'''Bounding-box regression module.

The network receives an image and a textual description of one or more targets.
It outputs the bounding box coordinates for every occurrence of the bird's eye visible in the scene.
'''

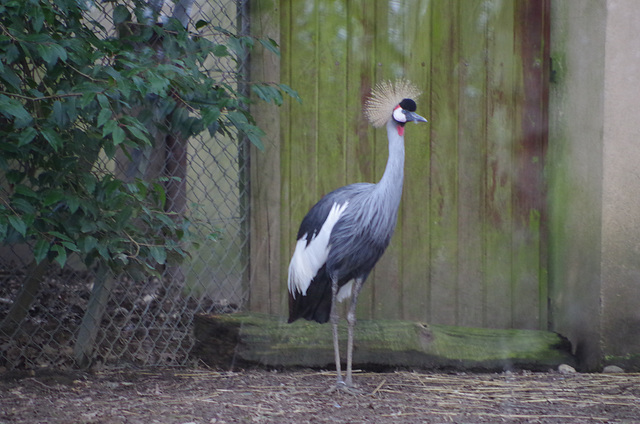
[393,107,406,123]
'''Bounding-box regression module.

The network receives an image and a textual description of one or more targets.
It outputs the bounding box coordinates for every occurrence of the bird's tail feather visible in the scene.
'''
[288,269,332,324]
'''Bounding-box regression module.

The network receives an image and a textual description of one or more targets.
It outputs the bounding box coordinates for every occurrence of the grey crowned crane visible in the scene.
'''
[287,79,428,392]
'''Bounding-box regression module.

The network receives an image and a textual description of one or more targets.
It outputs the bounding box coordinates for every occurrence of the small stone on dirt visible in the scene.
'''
[558,364,576,374]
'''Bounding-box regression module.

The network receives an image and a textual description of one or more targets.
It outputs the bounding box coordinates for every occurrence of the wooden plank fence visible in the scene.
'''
[249,0,549,330]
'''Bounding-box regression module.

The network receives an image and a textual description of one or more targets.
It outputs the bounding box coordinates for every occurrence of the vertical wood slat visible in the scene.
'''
[316,1,348,198]
[347,0,377,319]
[281,0,320,317]
[286,0,319,216]
[484,0,516,328]
[400,0,432,321]
[538,0,550,330]
[456,0,487,327]
[251,0,549,330]
[315,1,350,320]
[248,0,282,314]
[511,0,549,329]
[428,0,459,325]
[277,0,293,317]
[369,1,402,320]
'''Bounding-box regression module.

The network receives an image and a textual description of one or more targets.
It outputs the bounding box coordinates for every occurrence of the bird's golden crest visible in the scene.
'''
[364,79,422,128]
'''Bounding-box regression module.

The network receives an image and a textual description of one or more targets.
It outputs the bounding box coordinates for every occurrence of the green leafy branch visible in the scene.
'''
[0,0,298,275]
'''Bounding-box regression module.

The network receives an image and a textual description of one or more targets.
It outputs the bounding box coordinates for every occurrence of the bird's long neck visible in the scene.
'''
[375,120,405,210]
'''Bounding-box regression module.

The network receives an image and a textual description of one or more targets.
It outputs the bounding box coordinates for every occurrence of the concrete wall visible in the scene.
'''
[600,0,640,364]
[549,0,640,370]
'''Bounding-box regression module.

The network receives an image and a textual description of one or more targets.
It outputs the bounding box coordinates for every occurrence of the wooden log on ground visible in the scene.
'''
[192,313,575,372]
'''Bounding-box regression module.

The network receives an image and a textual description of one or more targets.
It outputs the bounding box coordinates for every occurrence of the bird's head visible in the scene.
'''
[364,79,428,136]
[392,98,428,136]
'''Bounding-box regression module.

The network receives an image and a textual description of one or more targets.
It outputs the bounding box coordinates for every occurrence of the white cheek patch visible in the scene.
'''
[288,201,349,298]
[393,107,406,123]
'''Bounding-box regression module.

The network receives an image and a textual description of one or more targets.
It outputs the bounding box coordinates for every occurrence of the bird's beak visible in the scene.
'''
[404,111,428,123]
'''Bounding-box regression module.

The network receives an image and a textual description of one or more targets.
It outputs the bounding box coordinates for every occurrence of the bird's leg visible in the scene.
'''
[345,279,364,389]
[330,276,344,388]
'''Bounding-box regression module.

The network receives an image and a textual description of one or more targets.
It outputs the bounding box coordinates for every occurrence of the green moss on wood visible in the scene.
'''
[193,313,575,372]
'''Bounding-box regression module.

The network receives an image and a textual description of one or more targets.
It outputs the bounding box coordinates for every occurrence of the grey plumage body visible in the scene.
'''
[288,121,404,323]
[287,82,427,392]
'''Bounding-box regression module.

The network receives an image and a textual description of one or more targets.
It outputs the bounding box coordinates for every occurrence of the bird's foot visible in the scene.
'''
[324,381,362,395]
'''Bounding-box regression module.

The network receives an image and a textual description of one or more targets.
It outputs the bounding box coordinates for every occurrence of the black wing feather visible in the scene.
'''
[288,184,373,323]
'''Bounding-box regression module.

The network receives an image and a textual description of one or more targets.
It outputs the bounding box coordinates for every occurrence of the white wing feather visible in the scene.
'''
[288,201,349,298]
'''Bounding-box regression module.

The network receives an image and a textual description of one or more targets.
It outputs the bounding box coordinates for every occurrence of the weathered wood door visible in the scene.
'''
[250,0,549,330]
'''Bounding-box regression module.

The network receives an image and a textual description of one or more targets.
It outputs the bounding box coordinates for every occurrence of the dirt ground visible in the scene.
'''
[1,368,639,424]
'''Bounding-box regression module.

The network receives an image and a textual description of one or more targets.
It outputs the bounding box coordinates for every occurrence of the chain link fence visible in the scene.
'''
[0,0,253,370]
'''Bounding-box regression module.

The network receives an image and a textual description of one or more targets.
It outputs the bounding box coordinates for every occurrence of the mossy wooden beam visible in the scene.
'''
[192,313,575,372]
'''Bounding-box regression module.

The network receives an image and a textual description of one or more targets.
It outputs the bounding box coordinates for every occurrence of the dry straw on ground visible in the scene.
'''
[2,368,639,423]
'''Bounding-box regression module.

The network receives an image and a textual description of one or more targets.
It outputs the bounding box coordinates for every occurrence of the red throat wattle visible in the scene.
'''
[397,125,405,136]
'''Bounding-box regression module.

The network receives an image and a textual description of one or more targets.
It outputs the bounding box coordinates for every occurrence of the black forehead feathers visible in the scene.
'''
[399,98,417,112]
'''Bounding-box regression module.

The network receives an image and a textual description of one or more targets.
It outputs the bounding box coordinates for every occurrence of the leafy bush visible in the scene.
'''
[0,0,294,275]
